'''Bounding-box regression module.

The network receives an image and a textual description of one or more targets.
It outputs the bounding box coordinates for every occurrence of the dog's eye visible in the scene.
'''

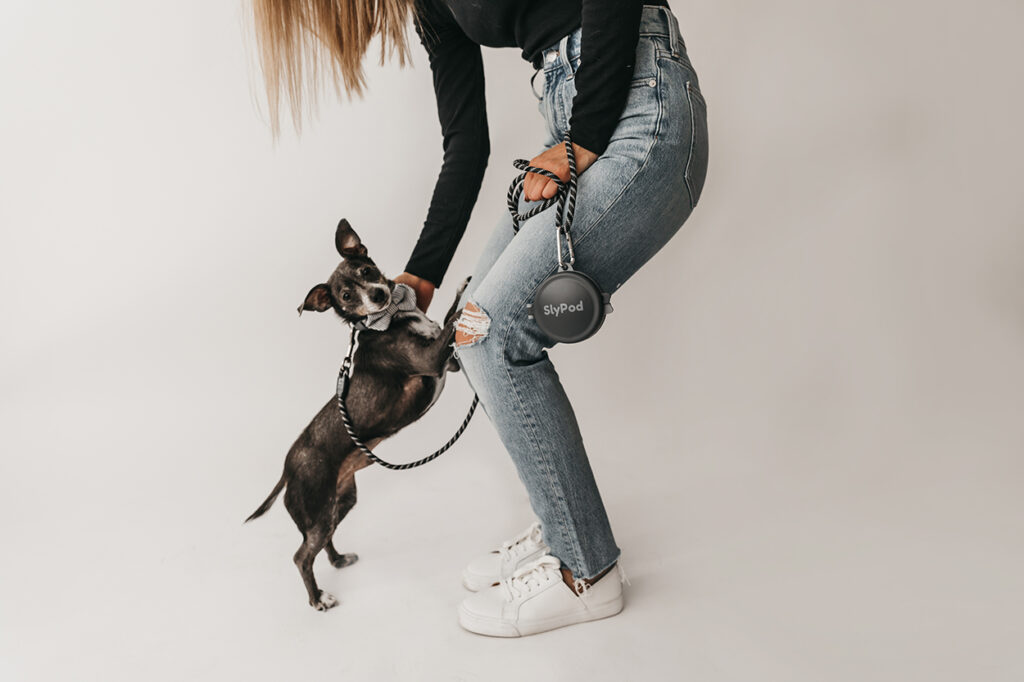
[360,267,373,278]
[341,292,352,301]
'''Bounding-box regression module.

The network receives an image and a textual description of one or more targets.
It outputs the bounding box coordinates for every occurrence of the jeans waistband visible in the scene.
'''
[537,5,682,75]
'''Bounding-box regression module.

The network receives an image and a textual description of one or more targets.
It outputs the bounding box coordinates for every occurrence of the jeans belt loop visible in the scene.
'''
[557,33,573,79]
[664,7,683,56]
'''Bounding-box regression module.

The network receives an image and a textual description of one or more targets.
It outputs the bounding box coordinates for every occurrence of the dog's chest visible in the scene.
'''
[402,374,446,417]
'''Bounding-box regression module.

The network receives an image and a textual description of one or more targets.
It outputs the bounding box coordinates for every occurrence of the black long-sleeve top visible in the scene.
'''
[404,0,669,287]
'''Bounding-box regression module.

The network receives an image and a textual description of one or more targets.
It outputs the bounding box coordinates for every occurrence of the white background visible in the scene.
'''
[2,1,1023,680]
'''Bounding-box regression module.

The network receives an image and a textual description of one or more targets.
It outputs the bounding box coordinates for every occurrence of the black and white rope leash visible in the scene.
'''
[507,130,579,270]
[335,324,479,471]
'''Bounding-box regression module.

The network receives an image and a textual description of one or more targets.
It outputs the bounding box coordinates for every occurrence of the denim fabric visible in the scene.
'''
[454,4,708,580]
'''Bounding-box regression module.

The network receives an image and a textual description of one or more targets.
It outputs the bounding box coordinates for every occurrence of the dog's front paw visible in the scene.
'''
[330,552,359,569]
[456,276,471,299]
[444,276,473,326]
[409,316,442,340]
[312,590,339,611]
[445,355,462,373]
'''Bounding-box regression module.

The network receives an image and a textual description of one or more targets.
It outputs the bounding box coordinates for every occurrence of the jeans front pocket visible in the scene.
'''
[683,80,709,208]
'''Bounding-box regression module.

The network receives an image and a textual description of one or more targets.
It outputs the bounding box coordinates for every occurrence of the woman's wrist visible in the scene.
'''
[394,271,435,312]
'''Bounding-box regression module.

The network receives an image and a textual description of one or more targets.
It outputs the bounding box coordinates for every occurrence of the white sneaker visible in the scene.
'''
[457,554,626,637]
[462,521,551,592]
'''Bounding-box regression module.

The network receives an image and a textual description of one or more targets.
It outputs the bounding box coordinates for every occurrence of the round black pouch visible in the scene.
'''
[527,269,612,344]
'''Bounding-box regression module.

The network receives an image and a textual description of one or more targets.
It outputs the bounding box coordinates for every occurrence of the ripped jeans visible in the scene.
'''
[454,5,708,580]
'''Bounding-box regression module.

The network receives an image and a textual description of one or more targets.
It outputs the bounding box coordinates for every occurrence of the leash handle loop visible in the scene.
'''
[506,131,579,270]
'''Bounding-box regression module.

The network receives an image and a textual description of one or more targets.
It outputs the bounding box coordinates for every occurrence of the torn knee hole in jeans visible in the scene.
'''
[455,300,490,349]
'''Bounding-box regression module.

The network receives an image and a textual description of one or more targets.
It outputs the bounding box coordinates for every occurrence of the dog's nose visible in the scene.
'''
[370,288,388,305]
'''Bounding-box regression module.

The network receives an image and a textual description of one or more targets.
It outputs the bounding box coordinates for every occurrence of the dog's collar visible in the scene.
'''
[352,283,417,332]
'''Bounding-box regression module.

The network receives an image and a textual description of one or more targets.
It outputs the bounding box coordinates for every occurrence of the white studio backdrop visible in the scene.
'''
[1,1,1023,681]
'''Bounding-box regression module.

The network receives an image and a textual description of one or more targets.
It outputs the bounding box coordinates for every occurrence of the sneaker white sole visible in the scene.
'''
[457,594,624,637]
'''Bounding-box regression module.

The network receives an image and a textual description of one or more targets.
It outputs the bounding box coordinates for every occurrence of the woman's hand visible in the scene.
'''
[523,142,599,202]
[394,271,435,312]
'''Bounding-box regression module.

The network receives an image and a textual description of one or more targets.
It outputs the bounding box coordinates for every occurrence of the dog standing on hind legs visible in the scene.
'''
[246,219,468,611]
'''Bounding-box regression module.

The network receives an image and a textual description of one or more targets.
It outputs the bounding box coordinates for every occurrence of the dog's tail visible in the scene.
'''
[245,473,286,523]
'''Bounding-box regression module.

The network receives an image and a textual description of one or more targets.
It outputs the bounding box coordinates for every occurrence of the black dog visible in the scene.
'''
[246,219,467,611]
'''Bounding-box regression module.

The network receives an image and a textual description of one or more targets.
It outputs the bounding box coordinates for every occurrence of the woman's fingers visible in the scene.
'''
[541,179,559,199]
[524,172,542,201]
[522,142,600,200]
[527,168,553,201]
[524,171,562,201]
[523,143,571,201]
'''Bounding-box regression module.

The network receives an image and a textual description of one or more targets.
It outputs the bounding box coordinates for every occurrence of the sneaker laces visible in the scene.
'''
[501,554,562,601]
[497,521,544,561]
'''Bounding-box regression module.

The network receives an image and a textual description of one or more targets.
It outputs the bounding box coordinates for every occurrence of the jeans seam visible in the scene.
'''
[495,283,587,575]
[684,80,698,210]
[560,56,666,260]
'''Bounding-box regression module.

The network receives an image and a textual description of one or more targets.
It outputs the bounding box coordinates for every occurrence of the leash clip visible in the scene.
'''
[340,324,357,374]
[556,225,576,270]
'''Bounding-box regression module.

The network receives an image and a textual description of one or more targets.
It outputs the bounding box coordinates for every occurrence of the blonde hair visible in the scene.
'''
[253,0,414,133]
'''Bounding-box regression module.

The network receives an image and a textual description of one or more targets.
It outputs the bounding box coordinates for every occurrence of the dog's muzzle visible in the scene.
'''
[353,283,417,332]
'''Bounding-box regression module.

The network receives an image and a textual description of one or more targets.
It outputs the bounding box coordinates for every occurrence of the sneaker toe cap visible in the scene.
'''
[462,552,502,590]
[458,589,519,637]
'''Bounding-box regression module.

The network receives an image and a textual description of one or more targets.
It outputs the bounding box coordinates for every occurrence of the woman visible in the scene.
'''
[254,0,708,636]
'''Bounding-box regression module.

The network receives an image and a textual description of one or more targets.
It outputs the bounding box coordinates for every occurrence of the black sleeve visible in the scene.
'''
[404,0,490,288]
[567,0,646,156]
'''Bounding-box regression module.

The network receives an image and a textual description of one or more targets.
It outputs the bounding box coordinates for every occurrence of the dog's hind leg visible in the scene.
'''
[293,529,338,611]
[325,477,359,569]
[284,460,341,612]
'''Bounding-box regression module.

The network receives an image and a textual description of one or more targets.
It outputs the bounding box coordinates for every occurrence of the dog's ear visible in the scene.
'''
[298,283,332,315]
[335,218,367,258]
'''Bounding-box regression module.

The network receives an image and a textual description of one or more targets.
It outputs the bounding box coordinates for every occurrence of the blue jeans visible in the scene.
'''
[454,5,708,580]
